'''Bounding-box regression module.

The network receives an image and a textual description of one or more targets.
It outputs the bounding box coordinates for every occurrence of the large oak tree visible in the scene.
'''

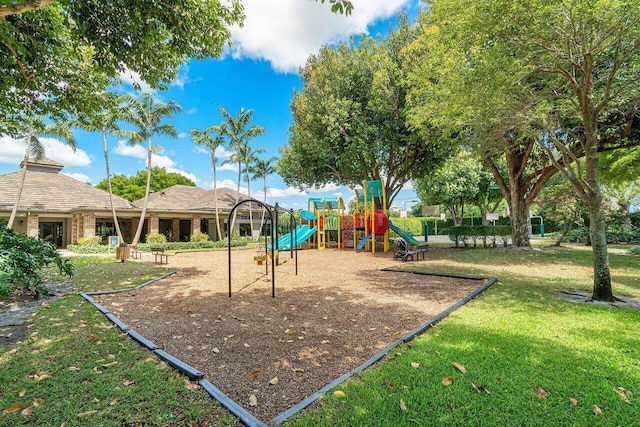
[280,17,447,207]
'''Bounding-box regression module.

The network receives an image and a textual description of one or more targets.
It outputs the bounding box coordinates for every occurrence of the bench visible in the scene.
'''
[129,245,142,260]
[151,247,170,264]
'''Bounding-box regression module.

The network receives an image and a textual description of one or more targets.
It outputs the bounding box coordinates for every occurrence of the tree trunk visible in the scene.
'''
[211,153,222,240]
[131,139,153,246]
[588,200,614,301]
[246,169,255,240]
[103,130,124,242]
[7,133,32,230]
[553,221,573,246]
[508,193,530,248]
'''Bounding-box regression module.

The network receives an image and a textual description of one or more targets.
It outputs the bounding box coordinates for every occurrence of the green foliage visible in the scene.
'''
[190,232,210,242]
[77,236,102,246]
[145,233,167,244]
[66,244,110,254]
[95,166,195,201]
[630,246,640,255]
[416,151,497,225]
[0,225,75,297]
[280,16,446,204]
[137,239,248,252]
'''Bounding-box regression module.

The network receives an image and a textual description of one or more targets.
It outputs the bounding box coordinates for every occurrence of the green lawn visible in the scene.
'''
[1,248,639,426]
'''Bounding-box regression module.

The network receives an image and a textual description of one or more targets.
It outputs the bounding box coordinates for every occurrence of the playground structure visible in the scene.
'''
[269,180,421,254]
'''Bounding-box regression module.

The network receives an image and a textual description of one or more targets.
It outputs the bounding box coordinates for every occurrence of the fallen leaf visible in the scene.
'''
[615,387,632,403]
[36,374,50,382]
[123,379,136,387]
[593,405,603,416]
[452,362,466,374]
[400,399,407,411]
[536,387,547,398]
[250,369,261,378]
[19,389,26,398]
[471,383,491,394]
[442,377,454,386]
[212,348,219,353]
[184,380,200,391]
[3,402,26,415]
[292,368,304,373]
[187,421,198,427]
[21,405,34,416]
[68,366,80,371]
[249,394,258,406]
[410,362,419,369]
[569,398,578,406]
[76,410,98,418]
[333,390,346,398]
[269,377,279,385]
[32,398,43,407]
[88,336,97,343]
[109,398,119,406]
[101,362,117,368]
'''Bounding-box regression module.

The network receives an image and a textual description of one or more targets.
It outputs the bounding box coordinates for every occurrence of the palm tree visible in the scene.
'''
[117,93,182,246]
[190,128,224,240]
[75,95,127,242]
[250,156,278,233]
[7,114,76,230]
[251,156,278,205]
[210,107,264,236]
[240,145,265,239]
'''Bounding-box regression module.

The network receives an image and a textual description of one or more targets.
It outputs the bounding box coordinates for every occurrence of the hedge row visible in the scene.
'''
[136,239,248,251]
[448,225,512,248]
[67,244,110,254]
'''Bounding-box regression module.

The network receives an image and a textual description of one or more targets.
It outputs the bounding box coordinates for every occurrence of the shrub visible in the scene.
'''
[630,246,640,255]
[137,238,248,252]
[145,233,167,244]
[67,244,110,254]
[190,232,210,242]
[77,236,102,246]
[0,225,75,297]
[448,225,512,248]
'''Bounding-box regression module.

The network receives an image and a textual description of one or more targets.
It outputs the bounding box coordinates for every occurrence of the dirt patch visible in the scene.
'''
[555,289,640,310]
[93,248,485,422]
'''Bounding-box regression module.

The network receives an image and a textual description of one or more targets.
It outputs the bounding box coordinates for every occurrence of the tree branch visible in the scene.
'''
[0,0,57,17]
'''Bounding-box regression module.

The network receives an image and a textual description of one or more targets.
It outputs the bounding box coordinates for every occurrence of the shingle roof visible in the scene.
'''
[133,185,255,212]
[132,185,208,210]
[0,169,135,212]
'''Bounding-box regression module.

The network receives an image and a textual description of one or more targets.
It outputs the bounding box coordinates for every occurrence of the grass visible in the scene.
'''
[288,246,640,426]
[1,257,235,426]
[1,247,639,426]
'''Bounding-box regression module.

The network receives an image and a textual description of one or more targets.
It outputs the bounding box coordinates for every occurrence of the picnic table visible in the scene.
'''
[151,247,170,264]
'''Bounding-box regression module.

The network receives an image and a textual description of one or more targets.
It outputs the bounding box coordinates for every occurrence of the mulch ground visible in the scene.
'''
[93,248,485,422]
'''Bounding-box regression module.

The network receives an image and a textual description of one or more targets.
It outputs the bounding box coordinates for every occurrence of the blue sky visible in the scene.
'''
[0,0,422,211]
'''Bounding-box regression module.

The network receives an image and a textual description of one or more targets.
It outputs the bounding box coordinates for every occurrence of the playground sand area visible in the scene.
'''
[93,248,484,421]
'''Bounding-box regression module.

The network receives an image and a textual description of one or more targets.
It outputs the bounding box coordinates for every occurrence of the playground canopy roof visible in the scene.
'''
[307,197,345,212]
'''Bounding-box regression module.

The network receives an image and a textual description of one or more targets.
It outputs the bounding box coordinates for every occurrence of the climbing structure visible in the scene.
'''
[354,180,390,253]
[306,197,345,249]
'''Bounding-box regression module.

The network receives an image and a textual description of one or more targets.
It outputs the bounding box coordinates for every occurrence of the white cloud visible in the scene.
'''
[167,167,199,184]
[256,186,307,199]
[118,68,154,94]
[218,162,240,172]
[177,132,188,139]
[114,140,147,159]
[212,179,248,195]
[186,107,198,115]
[306,183,344,194]
[62,172,92,183]
[170,64,191,89]
[228,0,413,73]
[0,135,91,167]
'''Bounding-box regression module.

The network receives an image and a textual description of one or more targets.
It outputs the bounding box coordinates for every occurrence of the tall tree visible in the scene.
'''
[251,156,279,205]
[7,114,75,229]
[211,107,265,235]
[116,94,182,245]
[95,167,196,201]
[415,151,485,226]
[279,16,446,207]
[75,94,127,242]
[190,128,225,240]
[240,145,265,239]
[407,0,640,301]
